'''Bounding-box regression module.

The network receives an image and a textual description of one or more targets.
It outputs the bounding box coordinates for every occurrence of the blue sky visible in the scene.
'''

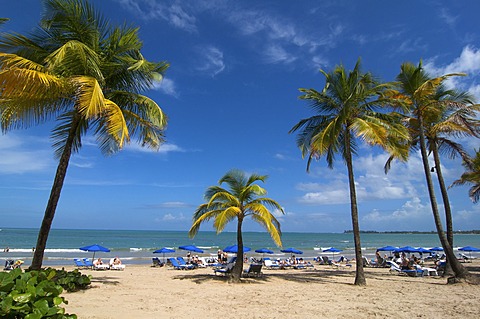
[1,0,479,233]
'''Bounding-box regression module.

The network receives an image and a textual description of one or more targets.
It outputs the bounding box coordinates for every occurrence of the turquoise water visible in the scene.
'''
[1,228,479,267]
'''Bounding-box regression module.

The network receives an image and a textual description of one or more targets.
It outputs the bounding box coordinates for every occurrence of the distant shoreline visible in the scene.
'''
[344,230,480,234]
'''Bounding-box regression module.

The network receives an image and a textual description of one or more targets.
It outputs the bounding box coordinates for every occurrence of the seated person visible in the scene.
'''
[93,258,103,266]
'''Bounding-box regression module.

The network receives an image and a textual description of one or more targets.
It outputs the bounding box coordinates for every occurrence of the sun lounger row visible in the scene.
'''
[74,258,125,270]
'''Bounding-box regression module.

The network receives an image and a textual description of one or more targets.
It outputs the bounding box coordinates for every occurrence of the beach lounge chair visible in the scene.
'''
[263,258,280,269]
[83,258,94,268]
[177,256,197,269]
[3,259,14,271]
[214,262,235,276]
[152,257,164,267]
[74,258,88,269]
[243,263,263,277]
[109,258,126,270]
[169,257,194,270]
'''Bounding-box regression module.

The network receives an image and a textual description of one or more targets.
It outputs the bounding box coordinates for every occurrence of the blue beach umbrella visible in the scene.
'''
[323,247,343,259]
[223,244,251,253]
[281,247,303,255]
[153,247,175,263]
[459,246,480,259]
[376,245,398,252]
[79,244,110,260]
[394,246,419,254]
[430,246,444,251]
[178,245,204,254]
[416,247,432,254]
[255,248,274,254]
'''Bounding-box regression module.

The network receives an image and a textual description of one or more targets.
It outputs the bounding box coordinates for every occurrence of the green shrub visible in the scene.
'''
[0,268,78,318]
[45,268,91,292]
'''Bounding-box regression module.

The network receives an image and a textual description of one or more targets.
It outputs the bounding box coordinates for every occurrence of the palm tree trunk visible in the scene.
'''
[30,114,80,270]
[417,116,469,280]
[231,217,244,282]
[345,130,366,286]
[431,143,454,276]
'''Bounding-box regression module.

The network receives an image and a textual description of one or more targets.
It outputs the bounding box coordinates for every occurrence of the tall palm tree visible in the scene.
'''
[189,169,284,282]
[393,62,472,281]
[385,86,480,275]
[290,59,410,286]
[451,149,480,203]
[0,0,169,269]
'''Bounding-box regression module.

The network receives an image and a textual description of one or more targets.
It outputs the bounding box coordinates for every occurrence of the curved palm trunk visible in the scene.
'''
[30,114,80,270]
[345,131,366,286]
[231,217,244,282]
[431,143,454,276]
[418,116,469,280]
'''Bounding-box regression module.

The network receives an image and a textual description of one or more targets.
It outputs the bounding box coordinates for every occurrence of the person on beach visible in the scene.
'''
[94,258,103,266]
[217,249,222,263]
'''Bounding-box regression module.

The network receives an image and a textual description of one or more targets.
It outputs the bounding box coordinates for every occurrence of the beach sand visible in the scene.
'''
[63,261,480,319]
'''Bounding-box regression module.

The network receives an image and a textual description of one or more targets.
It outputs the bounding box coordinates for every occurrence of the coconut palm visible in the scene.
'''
[0,0,169,269]
[290,59,410,286]
[189,169,284,282]
[386,87,480,259]
[451,149,480,203]
[393,62,472,281]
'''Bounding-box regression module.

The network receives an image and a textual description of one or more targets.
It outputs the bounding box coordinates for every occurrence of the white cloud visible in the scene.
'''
[124,142,184,154]
[424,45,480,99]
[0,134,52,174]
[438,8,458,28]
[115,0,197,32]
[153,78,179,97]
[196,45,225,77]
[263,44,297,64]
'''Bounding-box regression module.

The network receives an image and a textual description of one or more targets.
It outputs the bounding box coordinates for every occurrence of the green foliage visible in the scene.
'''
[0,268,85,318]
[44,268,91,292]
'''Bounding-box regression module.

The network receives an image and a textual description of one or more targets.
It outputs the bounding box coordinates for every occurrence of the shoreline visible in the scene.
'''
[60,260,480,318]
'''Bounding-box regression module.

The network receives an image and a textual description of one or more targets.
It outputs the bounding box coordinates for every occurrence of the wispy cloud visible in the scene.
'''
[195,45,225,77]
[0,134,52,174]
[115,0,197,32]
[263,44,296,64]
[124,142,184,154]
[438,7,458,28]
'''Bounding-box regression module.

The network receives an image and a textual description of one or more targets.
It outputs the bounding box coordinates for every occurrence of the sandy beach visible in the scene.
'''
[62,260,480,319]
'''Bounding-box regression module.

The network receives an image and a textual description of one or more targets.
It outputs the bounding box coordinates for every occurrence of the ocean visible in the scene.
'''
[1,228,479,267]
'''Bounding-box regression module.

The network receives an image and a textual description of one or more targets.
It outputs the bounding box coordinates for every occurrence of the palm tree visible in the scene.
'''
[385,86,480,275]
[189,169,284,282]
[290,59,410,286]
[0,0,169,269]
[451,149,480,203]
[393,62,472,281]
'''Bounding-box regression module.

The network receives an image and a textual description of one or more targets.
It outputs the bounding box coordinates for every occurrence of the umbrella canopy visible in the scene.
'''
[376,245,398,252]
[429,246,444,251]
[153,247,175,263]
[322,247,343,259]
[416,247,432,254]
[178,245,204,253]
[459,246,480,260]
[280,247,303,255]
[459,246,480,252]
[255,248,274,254]
[79,244,110,260]
[223,244,251,253]
[393,246,419,253]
